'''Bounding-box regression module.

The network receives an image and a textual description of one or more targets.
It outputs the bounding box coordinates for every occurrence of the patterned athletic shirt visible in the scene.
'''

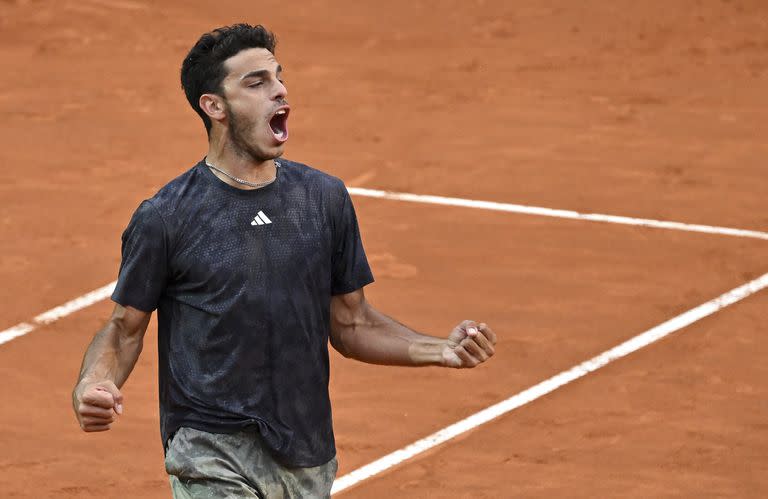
[111,158,374,467]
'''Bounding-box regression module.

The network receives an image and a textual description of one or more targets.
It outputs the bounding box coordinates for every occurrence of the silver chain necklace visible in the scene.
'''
[205,160,280,189]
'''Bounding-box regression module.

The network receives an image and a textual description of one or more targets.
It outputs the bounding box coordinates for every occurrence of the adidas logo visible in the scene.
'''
[251,211,273,226]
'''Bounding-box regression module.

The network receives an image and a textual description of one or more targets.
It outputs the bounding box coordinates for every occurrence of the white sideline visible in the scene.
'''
[0,281,116,346]
[330,271,768,494]
[347,187,768,241]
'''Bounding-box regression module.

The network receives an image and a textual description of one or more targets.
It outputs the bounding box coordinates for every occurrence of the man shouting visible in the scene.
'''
[72,23,496,498]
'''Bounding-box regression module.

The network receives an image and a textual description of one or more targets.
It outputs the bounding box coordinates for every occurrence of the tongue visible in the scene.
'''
[270,114,287,138]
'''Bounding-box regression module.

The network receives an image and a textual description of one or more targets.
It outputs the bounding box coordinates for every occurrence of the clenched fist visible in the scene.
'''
[442,320,497,368]
[72,380,124,432]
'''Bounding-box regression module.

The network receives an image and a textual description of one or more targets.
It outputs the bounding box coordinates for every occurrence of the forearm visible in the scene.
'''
[334,307,447,366]
[75,320,143,389]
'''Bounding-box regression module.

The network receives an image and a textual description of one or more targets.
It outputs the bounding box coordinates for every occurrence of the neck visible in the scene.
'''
[206,130,277,189]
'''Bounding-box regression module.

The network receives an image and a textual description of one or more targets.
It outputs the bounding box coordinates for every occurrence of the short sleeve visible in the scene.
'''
[331,186,374,295]
[111,200,169,312]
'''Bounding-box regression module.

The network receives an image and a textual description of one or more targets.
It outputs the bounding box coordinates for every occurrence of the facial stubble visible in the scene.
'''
[225,100,280,163]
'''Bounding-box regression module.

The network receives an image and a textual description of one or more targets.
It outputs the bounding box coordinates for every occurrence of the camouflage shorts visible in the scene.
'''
[164,426,337,498]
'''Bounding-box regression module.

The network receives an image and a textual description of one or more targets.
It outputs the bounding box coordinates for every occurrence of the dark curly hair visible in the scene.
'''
[181,24,277,134]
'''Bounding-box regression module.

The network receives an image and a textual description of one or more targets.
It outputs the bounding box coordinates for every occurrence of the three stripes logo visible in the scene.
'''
[251,211,273,226]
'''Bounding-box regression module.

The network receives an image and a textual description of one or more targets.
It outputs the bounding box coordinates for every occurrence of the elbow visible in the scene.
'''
[330,327,355,359]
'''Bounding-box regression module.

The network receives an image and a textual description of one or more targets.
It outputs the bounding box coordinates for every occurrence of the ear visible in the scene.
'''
[199,93,226,123]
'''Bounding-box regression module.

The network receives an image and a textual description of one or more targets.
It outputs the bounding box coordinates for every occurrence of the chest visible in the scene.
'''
[170,193,333,285]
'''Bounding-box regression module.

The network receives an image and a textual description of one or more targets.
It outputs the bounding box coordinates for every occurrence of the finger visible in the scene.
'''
[461,338,489,362]
[79,408,116,421]
[81,389,117,410]
[82,423,112,433]
[81,415,116,426]
[467,329,495,357]
[463,320,479,338]
[96,383,124,415]
[454,345,479,368]
[78,405,116,419]
[478,323,497,345]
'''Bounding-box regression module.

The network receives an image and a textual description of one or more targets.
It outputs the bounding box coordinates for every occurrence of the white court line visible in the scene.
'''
[1,190,767,346]
[0,190,766,491]
[330,271,768,495]
[0,281,116,346]
[348,187,768,241]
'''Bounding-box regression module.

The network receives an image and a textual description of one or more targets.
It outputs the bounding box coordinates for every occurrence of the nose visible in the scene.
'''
[273,79,287,101]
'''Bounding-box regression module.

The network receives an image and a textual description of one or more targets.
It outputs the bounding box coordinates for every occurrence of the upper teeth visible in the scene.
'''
[275,110,286,115]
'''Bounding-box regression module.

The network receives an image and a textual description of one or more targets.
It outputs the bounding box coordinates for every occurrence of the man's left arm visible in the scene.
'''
[329,288,496,368]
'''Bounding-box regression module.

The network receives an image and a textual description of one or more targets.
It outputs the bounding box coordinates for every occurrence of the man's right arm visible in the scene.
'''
[71,303,151,432]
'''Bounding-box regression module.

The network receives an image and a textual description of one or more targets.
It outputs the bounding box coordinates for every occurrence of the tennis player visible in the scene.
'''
[72,23,496,498]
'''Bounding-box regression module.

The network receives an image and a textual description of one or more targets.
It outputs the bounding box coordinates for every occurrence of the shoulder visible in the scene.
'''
[279,159,351,216]
[124,163,204,237]
[146,163,203,213]
[121,198,167,243]
[130,162,213,231]
[279,159,347,194]
[280,160,366,235]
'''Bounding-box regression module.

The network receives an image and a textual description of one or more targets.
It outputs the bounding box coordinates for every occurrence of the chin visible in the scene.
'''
[263,144,285,160]
[241,138,285,163]
[254,131,287,160]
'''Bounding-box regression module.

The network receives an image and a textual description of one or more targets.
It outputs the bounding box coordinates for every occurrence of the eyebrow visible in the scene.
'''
[240,65,282,81]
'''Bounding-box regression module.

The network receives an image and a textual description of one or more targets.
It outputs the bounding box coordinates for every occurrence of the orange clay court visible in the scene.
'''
[1,1,767,497]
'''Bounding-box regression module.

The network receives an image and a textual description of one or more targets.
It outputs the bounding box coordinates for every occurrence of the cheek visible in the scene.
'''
[230,104,264,132]
[236,114,263,136]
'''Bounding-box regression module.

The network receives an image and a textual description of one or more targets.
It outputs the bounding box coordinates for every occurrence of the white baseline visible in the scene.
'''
[330,271,768,494]
[348,187,768,241]
[1,189,767,344]
[4,189,762,347]
[0,187,768,345]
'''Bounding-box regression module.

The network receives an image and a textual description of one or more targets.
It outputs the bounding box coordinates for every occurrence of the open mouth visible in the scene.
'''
[268,107,290,143]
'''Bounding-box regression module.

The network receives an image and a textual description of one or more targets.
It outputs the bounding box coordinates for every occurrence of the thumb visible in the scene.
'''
[97,381,124,415]
[463,321,479,338]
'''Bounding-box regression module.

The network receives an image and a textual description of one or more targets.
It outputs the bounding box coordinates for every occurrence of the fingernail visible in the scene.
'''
[468,327,477,336]
[115,403,123,415]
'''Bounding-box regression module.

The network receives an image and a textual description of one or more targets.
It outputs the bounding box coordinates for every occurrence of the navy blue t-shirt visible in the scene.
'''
[111,159,374,467]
